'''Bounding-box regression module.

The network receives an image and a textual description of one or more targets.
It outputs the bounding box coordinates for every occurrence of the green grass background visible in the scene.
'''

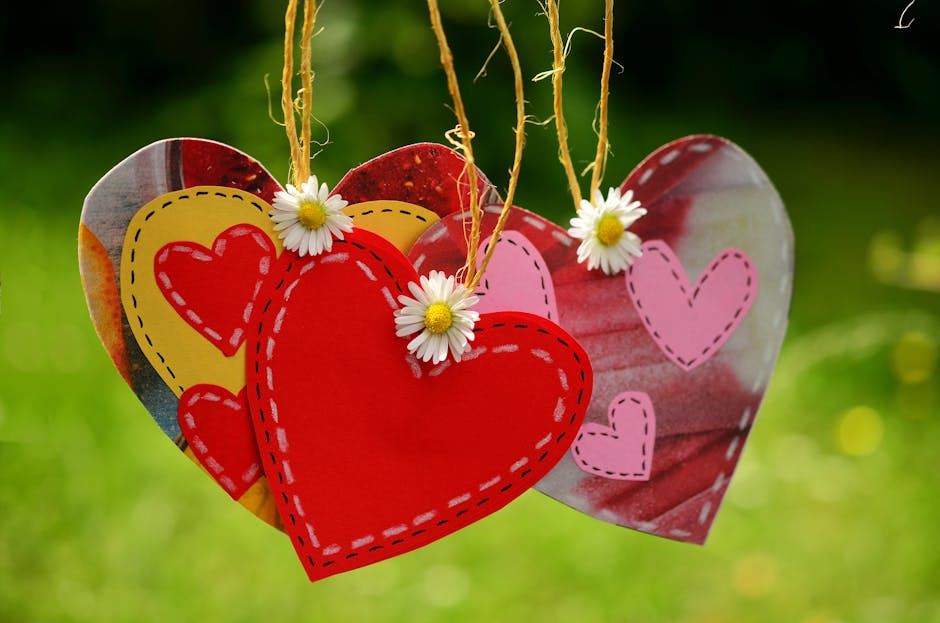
[2,1,939,621]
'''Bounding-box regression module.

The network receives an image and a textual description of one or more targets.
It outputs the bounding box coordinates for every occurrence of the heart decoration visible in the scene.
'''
[247,229,590,581]
[81,137,594,582]
[469,230,560,322]
[80,138,497,528]
[572,391,655,480]
[178,385,261,500]
[410,135,794,543]
[155,224,278,357]
[626,241,758,372]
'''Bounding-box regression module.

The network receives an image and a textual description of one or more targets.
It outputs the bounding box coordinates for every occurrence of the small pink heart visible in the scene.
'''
[474,230,558,321]
[572,392,655,481]
[627,242,757,372]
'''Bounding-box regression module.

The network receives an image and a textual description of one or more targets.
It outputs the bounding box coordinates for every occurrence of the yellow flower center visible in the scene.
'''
[424,303,454,334]
[596,214,625,247]
[298,201,328,229]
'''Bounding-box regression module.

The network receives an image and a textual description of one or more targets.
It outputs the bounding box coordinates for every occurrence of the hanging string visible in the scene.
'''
[281,0,318,186]
[543,0,582,211]
[426,0,527,292]
[427,0,482,287]
[471,0,526,291]
[589,0,614,200]
[299,0,318,180]
[543,0,614,208]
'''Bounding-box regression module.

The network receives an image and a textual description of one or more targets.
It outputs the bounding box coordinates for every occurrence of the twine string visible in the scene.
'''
[470,0,526,292]
[544,0,582,211]
[543,0,615,208]
[427,0,482,287]
[299,0,318,181]
[427,0,526,292]
[282,0,318,186]
[589,0,614,201]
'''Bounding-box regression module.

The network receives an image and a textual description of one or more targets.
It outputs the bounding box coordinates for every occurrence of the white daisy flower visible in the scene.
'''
[395,271,480,364]
[568,187,647,275]
[270,175,353,257]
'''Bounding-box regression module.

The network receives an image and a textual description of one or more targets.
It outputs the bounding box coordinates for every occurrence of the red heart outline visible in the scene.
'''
[247,229,591,581]
[155,224,276,357]
[177,385,262,499]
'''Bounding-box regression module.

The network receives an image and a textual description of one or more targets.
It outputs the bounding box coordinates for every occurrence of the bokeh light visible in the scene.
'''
[891,331,937,385]
[835,406,884,457]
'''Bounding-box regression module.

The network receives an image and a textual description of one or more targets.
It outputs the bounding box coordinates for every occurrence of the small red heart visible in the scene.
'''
[155,224,276,356]
[247,230,591,581]
[177,385,262,499]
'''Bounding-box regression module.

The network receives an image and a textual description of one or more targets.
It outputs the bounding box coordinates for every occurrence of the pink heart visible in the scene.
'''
[475,231,654,481]
[474,230,558,321]
[627,242,757,372]
[410,135,794,543]
[572,392,655,480]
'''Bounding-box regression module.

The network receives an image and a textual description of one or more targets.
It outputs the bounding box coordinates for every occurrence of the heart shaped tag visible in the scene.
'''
[80,139,494,528]
[247,229,590,581]
[410,135,794,543]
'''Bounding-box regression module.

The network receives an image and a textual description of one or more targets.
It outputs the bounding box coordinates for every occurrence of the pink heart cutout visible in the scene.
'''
[572,392,655,480]
[474,230,559,321]
[627,242,757,371]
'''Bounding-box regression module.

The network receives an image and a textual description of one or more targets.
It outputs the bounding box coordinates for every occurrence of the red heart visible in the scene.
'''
[246,229,591,581]
[177,385,262,499]
[155,224,276,356]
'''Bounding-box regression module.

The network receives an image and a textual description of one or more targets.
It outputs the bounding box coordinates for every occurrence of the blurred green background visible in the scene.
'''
[2,1,939,621]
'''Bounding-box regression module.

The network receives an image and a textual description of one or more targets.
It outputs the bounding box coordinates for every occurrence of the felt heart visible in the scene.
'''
[155,224,277,357]
[572,392,655,480]
[80,139,494,528]
[410,135,794,543]
[627,242,757,372]
[246,229,591,581]
[177,385,261,499]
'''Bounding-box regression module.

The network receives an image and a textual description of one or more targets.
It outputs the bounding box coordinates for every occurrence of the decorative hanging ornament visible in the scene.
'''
[79,0,597,582]
[407,0,794,543]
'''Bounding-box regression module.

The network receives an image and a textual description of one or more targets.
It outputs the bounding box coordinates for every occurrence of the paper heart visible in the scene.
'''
[572,392,655,480]
[155,224,276,357]
[472,230,559,322]
[627,242,757,371]
[177,385,261,499]
[334,143,500,217]
[247,229,591,581]
[410,135,794,543]
[80,139,493,528]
